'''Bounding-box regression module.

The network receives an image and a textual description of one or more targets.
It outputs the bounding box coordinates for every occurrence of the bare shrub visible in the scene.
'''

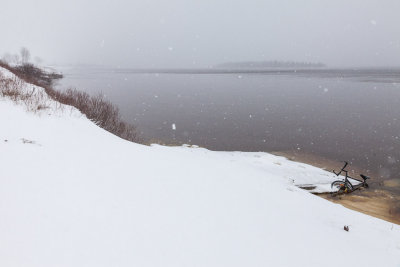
[56,89,138,142]
[0,60,139,143]
[13,63,63,88]
[0,76,24,101]
[0,75,49,113]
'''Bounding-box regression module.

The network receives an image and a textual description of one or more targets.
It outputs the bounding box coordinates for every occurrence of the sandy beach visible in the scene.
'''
[274,150,400,225]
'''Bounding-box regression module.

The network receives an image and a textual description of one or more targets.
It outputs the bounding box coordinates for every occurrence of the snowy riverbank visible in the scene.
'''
[1,66,400,266]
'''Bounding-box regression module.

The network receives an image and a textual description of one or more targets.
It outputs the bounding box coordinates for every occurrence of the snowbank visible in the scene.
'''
[1,67,399,267]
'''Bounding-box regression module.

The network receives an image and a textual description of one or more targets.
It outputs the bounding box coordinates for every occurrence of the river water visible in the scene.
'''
[57,67,400,184]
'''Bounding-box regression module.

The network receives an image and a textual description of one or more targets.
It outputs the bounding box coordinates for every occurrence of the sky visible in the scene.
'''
[1,0,399,68]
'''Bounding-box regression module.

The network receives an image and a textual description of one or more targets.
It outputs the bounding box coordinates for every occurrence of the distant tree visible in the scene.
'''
[34,56,43,65]
[1,53,20,65]
[1,53,13,63]
[20,47,30,64]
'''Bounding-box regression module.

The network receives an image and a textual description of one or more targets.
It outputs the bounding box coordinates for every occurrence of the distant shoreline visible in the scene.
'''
[55,65,400,75]
[216,60,326,69]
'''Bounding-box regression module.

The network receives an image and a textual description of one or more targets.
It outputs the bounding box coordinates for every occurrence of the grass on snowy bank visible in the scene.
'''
[0,61,139,143]
[0,71,52,113]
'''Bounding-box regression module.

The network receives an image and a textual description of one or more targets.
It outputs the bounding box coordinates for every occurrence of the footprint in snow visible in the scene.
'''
[21,138,41,146]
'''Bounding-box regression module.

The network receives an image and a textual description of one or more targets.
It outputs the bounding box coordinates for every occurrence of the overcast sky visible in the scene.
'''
[1,0,399,68]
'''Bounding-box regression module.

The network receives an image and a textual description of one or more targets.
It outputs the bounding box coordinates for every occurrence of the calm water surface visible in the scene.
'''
[58,67,400,184]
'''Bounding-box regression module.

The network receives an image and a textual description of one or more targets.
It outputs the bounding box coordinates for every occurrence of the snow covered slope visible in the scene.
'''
[1,67,400,267]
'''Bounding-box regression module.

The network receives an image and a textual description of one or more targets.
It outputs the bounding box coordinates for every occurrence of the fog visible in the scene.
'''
[1,0,399,68]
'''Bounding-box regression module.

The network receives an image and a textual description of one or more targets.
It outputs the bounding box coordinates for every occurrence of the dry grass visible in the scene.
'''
[0,73,49,113]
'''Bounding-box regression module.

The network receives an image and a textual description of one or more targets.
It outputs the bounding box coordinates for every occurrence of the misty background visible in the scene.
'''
[1,0,400,68]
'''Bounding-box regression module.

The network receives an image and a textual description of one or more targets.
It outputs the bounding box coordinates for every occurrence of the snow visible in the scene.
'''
[1,67,400,266]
